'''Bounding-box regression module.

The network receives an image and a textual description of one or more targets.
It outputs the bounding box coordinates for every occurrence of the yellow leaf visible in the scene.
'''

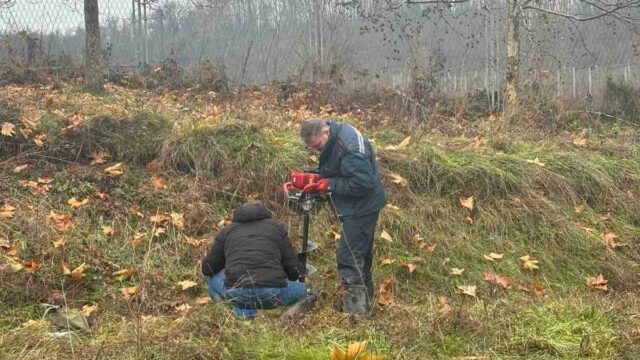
[22,259,41,273]
[519,255,539,271]
[573,138,587,147]
[33,134,46,147]
[174,303,192,313]
[132,231,146,245]
[176,280,198,291]
[0,204,16,219]
[120,286,139,297]
[418,242,437,252]
[8,257,24,271]
[150,176,168,190]
[405,262,417,273]
[104,163,124,177]
[20,109,41,129]
[459,196,474,211]
[128,206,144,218]
[4,242,20,257]
[1,122,15,136]
[19,127,32,139]
[601,232,625,248]
[102,225,115,236]
[61,260,71,275]
[196,297,212,305]
[483,253,504,261]
[90,151,111,165]
[52,237,66,248]
[346,341,367,359]
[146,159,161,172]
[585,274,608,291]
[385,204,400,211]
[574,203,587,213]
[469,137,484,149]
[377,276,395,307]
[329,347,346,360]
[70,263,87,282]
[380,230,393,242]
[384,136,411,150]
[450,268,465,275]
[153,227,166,237]
[483,271,512,289]
[380,258,394,265]
[47,211,74,230]
[68,197,89,208]
[170,212,185,230]
[13,164,30,173]
[389,172,408,186]
[150,213,171,224]
[456,285,477,297]
[112,267,137,281]
[81,304,98,317]
[527,158,546,167]
[183,235,205,247]
[95,190,109,200]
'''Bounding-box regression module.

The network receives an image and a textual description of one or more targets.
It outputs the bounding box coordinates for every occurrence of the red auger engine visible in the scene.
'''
[282,171,320,196]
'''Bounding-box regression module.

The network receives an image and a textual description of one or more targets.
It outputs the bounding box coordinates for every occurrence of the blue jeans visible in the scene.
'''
[207,271,306,309]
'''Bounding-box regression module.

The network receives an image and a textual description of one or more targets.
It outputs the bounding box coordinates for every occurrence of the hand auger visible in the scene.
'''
[282,171,327,282]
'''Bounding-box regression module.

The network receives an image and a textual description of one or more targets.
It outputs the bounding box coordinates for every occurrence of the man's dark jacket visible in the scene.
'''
[318,119,387,218]
[201,203,300,288]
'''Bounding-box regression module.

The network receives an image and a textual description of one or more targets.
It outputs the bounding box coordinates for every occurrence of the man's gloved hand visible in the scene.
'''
[302,178,330,193]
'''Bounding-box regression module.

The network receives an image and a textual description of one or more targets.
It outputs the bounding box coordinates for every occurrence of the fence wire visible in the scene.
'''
[0,0,639,101]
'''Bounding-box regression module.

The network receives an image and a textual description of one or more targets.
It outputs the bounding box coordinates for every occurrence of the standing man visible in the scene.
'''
[299,118,387,316]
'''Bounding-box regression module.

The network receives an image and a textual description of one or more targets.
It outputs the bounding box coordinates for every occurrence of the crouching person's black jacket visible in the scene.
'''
[201,203,301,288]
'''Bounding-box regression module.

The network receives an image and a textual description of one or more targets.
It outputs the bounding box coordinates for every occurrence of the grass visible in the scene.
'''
[0,83,639,359]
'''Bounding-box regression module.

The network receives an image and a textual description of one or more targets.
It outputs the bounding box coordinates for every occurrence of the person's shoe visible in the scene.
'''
[342,285,367,316]
[233,306,257,319]
[280,288,318,319]
[210,295,224,304]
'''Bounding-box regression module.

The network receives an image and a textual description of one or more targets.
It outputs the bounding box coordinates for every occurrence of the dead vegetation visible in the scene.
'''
[0,80,639,359]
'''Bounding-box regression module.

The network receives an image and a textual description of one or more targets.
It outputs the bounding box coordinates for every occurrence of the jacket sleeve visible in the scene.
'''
[328,151,377,197]
[201,229,227,276]
[280,225,301,281]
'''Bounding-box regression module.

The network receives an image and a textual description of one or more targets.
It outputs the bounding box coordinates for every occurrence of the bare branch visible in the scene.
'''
[384,0,470,10]
[0,0,15,8]
[523,0,640,22]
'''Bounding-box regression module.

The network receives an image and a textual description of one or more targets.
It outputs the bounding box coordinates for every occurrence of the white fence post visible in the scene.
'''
[588,67,592,96]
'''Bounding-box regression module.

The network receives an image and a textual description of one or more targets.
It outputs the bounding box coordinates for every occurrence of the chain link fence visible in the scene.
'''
[1,0,639,101]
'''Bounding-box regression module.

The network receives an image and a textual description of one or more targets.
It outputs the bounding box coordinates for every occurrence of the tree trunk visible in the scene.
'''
[505,0,519,109]
[84,0,103,92]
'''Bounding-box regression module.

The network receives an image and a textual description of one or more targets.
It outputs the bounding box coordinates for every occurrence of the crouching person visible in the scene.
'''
[201,203,305,318]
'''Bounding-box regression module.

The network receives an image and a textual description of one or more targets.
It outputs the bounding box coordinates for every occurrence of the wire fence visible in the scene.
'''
[1,0,639,102]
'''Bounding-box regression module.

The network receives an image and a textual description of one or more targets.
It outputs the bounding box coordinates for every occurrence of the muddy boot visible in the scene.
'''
[365,283,375,311]
[342,285,367,316]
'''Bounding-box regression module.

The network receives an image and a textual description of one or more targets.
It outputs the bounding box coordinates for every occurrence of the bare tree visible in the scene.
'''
[84,0,103,92]
[503,0,640,108]
[360,0,640,109]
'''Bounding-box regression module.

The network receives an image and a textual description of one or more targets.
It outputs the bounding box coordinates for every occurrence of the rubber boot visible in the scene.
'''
[365,283,374,311]
[342,285,368,316]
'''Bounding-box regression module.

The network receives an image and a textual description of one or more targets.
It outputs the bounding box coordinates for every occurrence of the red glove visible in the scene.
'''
[302,178,330,193]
